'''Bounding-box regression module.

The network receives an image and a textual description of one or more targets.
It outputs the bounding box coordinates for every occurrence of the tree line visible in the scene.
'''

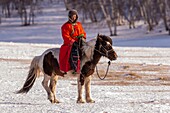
[64,0,170,35]
[0,0,170,35]
[0,0,45,26]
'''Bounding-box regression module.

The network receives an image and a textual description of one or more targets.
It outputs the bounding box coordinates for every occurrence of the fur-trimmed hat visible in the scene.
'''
[68,9,78,23]
[68,9,78,18]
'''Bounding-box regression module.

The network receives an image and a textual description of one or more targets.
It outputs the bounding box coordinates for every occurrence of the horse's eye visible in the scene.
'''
[103,41,107,46]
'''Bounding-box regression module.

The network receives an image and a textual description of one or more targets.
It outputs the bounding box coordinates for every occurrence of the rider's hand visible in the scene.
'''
[77,34,84,39]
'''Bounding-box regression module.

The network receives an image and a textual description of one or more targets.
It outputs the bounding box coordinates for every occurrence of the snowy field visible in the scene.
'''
[0,42,170,113]
[0,1,170,113]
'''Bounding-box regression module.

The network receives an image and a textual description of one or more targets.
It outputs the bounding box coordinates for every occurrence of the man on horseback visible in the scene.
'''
[59,9,86,73]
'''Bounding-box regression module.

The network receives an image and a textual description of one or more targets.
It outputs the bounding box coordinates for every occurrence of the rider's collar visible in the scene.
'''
[68,18,77,25]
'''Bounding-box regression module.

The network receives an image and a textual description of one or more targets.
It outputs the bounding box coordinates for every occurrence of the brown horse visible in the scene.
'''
[17,34,118,103]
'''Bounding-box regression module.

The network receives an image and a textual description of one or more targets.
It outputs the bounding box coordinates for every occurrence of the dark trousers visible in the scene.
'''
[70,42,80,72]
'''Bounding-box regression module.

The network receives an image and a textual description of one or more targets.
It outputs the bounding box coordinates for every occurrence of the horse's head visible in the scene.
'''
[96,34,118,61]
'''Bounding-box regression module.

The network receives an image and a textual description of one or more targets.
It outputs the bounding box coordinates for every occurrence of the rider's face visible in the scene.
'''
[71,14,77,21]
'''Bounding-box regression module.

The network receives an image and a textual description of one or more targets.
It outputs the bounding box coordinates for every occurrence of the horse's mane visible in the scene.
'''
[81,34,112,60]
[81,34,113,68]
[81,39,97,66]
[99,35,112,45]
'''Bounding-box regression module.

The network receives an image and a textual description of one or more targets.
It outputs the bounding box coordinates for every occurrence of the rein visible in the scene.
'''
[96,61,111,80]
[94,43,113,80]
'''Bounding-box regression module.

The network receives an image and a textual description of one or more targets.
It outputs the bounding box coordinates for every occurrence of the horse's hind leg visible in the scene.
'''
[42,74,54,103]
[85,76,95,103]
[49,75,59,103]
[77,74,85,103]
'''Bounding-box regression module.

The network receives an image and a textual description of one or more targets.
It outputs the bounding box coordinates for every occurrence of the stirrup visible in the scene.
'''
[72,71,77,74]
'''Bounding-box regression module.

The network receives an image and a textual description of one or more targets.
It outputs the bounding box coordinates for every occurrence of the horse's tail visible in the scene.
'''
[17,56,41,94]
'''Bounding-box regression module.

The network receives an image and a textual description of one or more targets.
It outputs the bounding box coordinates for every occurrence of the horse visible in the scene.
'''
[17,34,118,103]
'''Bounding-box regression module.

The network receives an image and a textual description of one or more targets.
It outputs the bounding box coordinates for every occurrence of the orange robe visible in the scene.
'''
[59,21,86,72]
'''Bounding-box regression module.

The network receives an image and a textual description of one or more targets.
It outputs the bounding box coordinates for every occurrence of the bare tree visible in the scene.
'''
[63,0,70,10]
[0,10,1,24]
[99,0,114,36]
[0,0,169,34]
[13,0,42,26]
[0,0,11,18]
[158,0,170,31]
[123,0,140,29]
[166,0,170,35]
[110,0,119,36]
[143,0,154,31]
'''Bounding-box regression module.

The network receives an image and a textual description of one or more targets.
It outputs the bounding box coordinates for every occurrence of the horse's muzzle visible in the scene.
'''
[109,50,118,61]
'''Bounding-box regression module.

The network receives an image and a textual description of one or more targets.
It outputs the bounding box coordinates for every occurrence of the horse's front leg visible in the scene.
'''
[85,76,95,103]
[77,74,85,103]
[49,75,59,103]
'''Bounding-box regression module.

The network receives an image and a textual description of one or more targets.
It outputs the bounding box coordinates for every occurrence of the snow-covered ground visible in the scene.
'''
[0,1,170,113]
[0,42,170,113]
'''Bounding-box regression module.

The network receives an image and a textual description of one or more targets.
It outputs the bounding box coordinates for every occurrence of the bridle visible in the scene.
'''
[95,43,114,58]
[79,38,115,81]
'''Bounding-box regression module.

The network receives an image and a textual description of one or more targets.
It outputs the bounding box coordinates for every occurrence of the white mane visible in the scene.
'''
[81,38,97,68]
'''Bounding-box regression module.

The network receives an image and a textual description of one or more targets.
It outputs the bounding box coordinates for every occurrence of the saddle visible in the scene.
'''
[70,42,81,73]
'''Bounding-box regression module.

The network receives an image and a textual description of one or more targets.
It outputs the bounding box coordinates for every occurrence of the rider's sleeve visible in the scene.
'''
[78,22,86,39]
[61,23,75,44]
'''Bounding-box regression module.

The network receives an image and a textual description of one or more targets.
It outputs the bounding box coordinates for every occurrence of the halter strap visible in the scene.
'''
[95,44,113,57]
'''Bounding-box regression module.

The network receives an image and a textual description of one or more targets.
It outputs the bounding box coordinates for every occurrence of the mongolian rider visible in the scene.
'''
[59,9,86,73]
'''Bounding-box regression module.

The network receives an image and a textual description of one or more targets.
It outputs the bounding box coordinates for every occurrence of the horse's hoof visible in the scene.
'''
[77,99,85,103]
[49,99,54,103]
[54,99,60,104]
[86,99,95,103]
[49,99,60,104]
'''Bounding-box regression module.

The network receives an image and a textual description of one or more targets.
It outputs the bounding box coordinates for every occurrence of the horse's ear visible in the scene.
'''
[97,34,103,42]
[97,33,100,38]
